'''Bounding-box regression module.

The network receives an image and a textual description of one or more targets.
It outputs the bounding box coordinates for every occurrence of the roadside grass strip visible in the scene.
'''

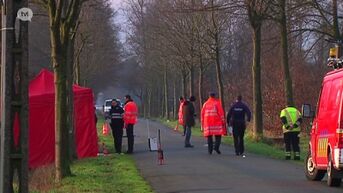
[29,117,153,193]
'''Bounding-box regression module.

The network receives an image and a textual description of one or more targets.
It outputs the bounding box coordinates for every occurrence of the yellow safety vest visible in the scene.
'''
[280,107,301,133]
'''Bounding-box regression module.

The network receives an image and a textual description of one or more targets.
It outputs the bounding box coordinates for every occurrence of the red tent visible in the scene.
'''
[29,69,98,168]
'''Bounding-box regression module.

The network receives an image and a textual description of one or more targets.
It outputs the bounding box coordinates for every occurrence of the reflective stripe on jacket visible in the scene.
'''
[110,105,124,128]
[280,107,301,133]
[201,98,227,137]
[124,101,138,125]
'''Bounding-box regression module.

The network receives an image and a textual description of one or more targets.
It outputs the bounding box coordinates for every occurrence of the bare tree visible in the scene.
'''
[36,0,84,182]
[244,0,271,140]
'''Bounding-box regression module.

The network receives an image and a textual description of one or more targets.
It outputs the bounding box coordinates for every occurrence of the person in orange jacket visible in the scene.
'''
[177,97,186,135]
[201,92,227,154]
[123,95,138,154]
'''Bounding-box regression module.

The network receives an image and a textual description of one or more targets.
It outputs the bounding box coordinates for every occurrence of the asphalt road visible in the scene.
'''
[128,119,343,193]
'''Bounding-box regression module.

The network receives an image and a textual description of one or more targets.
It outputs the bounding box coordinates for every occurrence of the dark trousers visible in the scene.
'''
[284,132,300,159]
[207,135,221,153]
[232,122,246,155]
[126,124,134,153]
[111,125,123,153]
[185,126,192,146]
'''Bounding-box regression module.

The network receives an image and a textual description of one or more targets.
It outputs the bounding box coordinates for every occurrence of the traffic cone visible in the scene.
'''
[102,122,109,136]
[174,123,179,131]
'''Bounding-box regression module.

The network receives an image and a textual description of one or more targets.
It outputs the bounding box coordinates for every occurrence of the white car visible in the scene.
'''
[103,99,123,119]
[103,99,112,119]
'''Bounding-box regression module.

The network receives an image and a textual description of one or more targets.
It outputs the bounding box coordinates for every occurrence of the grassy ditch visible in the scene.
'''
[29,117,153,193]
[161,119,309,162]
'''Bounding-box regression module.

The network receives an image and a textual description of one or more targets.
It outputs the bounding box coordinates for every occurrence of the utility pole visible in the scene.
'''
[0,0,29,192]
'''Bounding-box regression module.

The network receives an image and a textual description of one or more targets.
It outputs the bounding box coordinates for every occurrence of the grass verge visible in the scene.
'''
[29,116,153,193]
[161,119,308,163]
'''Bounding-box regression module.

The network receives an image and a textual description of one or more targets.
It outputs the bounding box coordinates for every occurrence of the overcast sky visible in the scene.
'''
[109,0,128,43]
[110,0,126,13]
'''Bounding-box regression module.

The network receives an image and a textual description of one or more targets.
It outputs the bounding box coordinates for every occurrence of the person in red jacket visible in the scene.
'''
[177,97,185,135]
[123,95,138,154]
[201,92,227,154]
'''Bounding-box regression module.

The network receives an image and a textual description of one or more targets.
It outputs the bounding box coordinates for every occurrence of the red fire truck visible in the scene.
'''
[304,40,343,187]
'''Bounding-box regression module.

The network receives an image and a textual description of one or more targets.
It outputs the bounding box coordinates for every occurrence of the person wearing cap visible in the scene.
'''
[227,95,251,157]
[280,105,302,160]
[183,96,196,148]
[123,95,138,154]
[201,92,227,154]
[109,99,124,154]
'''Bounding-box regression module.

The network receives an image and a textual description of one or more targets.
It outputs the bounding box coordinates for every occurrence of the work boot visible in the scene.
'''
[285,151,291,160]
[214,148,221,154]
[294,152,300,160]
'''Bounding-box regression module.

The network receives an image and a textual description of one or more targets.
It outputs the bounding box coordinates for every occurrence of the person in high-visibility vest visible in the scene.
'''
[280,106,302,160]
[201,92,227,154]
[177,97,185,135]
[123,95,138,154]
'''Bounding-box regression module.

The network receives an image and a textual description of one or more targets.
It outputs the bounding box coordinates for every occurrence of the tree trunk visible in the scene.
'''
[143,90,147,118]
[66,37,77,160]
[164,64,169,119]
[211,0,225,110]
[138,90,143,117]
[50,27,71,181]
[148,89,152,118]
[214,32,225,110]
[189,65,194,97]
[74,44,82,85]
[252,25,263,140]
[332,0,341,40]
[53,58,71,181]
[181,71,187,97]
[43,0,83,182]
[161,86,164,118]
[173,79,177,119]
[198,54,204,114]
[280,0,294,106]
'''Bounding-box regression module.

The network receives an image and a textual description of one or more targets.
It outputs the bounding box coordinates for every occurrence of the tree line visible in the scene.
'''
[123,0,342,140]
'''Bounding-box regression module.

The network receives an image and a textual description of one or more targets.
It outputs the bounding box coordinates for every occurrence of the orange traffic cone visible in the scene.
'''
[174,123,179,131]
[102,122,110,136]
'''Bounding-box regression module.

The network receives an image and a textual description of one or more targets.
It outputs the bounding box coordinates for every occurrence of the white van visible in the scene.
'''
[103,99,112,119]
[103,99,123,119]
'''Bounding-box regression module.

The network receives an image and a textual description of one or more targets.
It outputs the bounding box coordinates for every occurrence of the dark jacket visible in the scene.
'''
[227,101,251,126]
[109,105,124,129]
[182,100,195,127]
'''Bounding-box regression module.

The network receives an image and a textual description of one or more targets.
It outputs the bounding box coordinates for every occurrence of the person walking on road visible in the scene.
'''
[123,95,138,154]
[227,95,251,157]
[183,96,196,148]
[109,99,124,154]
[280,105,302,160]
[201,92,227,154]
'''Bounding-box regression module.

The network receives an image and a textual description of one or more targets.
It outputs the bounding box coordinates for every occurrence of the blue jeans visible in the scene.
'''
[185,126,192,146]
